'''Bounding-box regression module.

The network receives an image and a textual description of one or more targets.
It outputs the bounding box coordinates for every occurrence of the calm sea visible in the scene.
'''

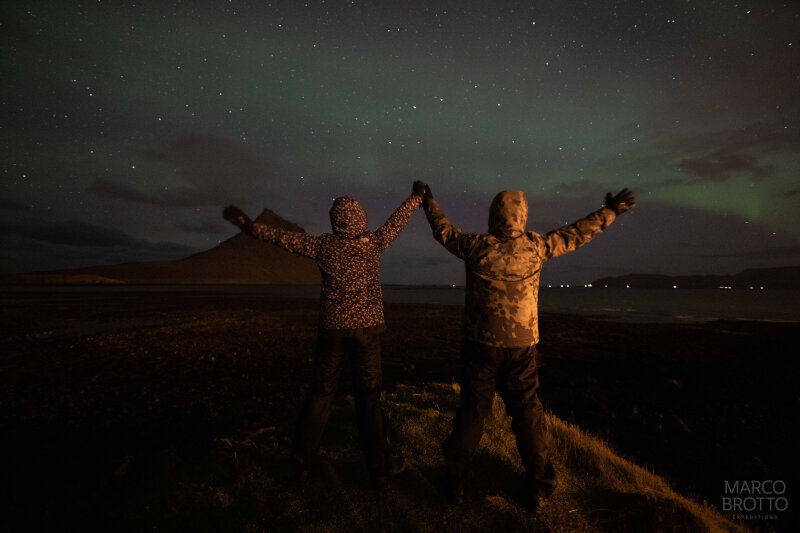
[388,286,800,323]
[3,285,798,324]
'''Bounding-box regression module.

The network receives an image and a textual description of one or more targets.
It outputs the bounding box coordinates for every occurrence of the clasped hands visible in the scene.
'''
[223,205,254,233]
[413,180,433,204]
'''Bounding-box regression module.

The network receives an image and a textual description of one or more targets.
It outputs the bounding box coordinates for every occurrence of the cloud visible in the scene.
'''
[420,256,455,266]
[90,135,275,207]
[0,220,197,274]
[648,177,691,188]
[90,180,162,205]
[178,220,229,234]
[10,220,139,247]
[527,217,566,231]
[638,120,800,157]
[777,188,800,199]
[703,245,800,260]
[0,198,32,211]
[676,240,730,250]
[677,152,775,182]
[628,120,796,190]
[549,179,606,197]
[0,220,194,254]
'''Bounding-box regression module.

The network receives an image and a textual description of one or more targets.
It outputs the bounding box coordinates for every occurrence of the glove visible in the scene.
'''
[413,181,434,208]
[423,183,434,208]
[604,188,635,215]
[415,180,433,200]
[223,205,254,233]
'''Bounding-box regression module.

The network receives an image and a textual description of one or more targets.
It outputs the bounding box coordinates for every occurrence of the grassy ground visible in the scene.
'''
[1,291,797,531]
[117,383,743,533]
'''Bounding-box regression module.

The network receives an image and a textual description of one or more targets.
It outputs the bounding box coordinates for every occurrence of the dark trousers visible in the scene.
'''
[442,341,554,489]
[293,329,388,475]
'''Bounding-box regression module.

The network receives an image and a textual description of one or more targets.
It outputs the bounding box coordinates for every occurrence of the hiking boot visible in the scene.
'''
[293,454,318,486]
[520,461,555,509]
[442,464,472,505]
[294,463,311,485]
[444,474,465,505]
[369,455,407,488]
[519,481,554,512]
[529,486,543,512]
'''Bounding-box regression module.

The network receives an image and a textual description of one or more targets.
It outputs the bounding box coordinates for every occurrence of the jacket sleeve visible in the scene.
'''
[251,223,320,259]
[374,193,423,251]
[423,198,481,260]
[533,206,616,260]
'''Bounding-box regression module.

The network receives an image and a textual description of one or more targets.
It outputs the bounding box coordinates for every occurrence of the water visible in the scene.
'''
[383,286,800,323]
[536,287,800,323]
[2,285,798,324]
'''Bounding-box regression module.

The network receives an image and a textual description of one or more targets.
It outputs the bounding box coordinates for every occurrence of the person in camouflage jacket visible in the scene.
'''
[223,182,426,487]
[419,184,635,507]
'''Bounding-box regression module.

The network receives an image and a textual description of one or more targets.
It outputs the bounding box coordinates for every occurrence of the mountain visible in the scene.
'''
[591,266,800,290]
[0,209,321,285]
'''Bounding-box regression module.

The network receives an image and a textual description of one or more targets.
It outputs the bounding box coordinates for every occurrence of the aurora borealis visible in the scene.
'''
[2,1,799,284]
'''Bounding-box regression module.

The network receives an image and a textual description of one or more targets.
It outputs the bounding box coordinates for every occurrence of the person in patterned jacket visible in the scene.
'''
[419,184,635,508]
[223,182,426,487]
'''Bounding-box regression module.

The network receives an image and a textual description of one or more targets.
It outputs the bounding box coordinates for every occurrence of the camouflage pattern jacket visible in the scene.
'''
[251,193,422,331]
[424,190,616,347]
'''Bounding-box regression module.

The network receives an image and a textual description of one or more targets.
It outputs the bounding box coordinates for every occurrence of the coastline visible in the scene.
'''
[2,283,799,324]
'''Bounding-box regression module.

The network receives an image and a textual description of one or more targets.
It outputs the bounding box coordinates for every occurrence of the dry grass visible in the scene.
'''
[391,383,751,533]
[145,382,748,533]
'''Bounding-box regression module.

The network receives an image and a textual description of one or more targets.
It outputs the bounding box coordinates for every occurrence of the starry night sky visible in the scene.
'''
[2,1,799,285]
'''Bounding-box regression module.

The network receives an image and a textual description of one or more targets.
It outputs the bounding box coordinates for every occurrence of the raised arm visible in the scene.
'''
[421,184,480,260]
[223,205,320,259]
[535,188,635,259]
[373,183,424,250]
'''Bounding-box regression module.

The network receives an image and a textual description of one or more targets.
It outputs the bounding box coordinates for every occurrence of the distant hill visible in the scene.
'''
[592,266,800,290]
[0,209,321,285]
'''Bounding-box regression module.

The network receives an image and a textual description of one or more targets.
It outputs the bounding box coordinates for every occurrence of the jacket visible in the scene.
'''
[251,193,422,331]
[424,190,616,347]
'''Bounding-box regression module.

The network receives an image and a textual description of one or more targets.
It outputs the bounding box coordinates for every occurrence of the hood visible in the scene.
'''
[488,190,527,239]
[329,196,368,237]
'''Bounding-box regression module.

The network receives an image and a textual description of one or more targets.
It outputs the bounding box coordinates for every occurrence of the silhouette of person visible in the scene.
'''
[223,181,427,487]
[416,183,635,508]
